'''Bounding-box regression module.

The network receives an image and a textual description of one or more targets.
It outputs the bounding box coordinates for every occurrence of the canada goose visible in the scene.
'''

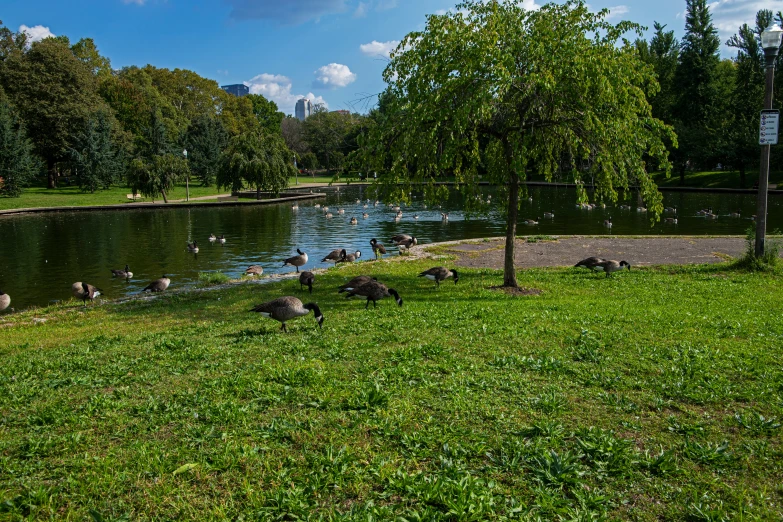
[600,202,606,209]
[393,205,401,212]
[218,235,226,244]
[706,212,718,219]
[355,199,361,204]
[665,206,677,213]
[441,213,449,221]
[527,196,533,202]
[369,238,387,260]
[209,233,217,242]
[619,205,631,210]
[374,200,379,206]
[349,217,358,225]
[337,249,362,263]
[283,249,308,273]
[395,211,403,220]
[665,217,678,224]
[299,271,315,294]
[187,241,199,253]
[413,214,419,220]
[111,264,133,279]
[322,206,329,212]
[245,265,264,277]
[594,260,631,277]
[291,203,299,210]
[418,266,459,287]
[391,234,412,243]
[603,217,612,228]
[315,204,321,209]
[0,290,10,312]
[250,296,323,332]
[729,210,741,218]
[72,282,102,305]
[338,275,378,293]
[142,275,171,292]
[574,257,605,271]
[543,211,555,218]
[523,218,539,225]
[696,208,710,216]
[344,280,403,309]
[362,213,369,218]
[637,206,647,213]
[337,208,345,215]
[325,212,334,218]
[394,236,418,253]
[322,249,344,263]
[363,204,368,209]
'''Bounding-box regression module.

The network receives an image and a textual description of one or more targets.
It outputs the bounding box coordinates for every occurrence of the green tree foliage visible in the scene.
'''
[247,94,284,135]
[303,107,357,171]
[0,98,39,197]
[185,115,228,186]
[70,111,124,193]
[217,131,295,198]
[281,116,309,156]
[71,38,112,78]
[359,0,674,287]
[0,36,106,188]
[128,154,189,203]
[637,23,679,124]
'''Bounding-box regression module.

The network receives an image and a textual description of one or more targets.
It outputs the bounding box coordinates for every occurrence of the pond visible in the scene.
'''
[1,185,781,311]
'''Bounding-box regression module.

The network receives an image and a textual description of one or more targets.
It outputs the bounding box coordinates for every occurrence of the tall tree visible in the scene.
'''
[637,22,679,124]
[217,131,295,199]
[185,114,228,186]
[672,0,721,181]
[281,116,309,156]
[247,94,284,135]
[127,154,189,203]
[71,38,112,78]
[70,111,123,193]
[358,0,674,288]
[0,37,105,188]
[0,98,39,197]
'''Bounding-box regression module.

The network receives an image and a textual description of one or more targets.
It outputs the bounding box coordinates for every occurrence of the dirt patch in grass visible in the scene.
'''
[488,285,542,296]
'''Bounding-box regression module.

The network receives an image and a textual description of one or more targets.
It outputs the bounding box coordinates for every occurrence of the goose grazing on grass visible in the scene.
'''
[72,282,102,305]
[283,249,308,273]
[338,275,377,293]
[594,260,631,278]
[336,249,362,263]
[418,266,459,287]
[250,296,323,332]
[187,241,199,253]
[0,290,10,312]
[142,276,171,293]
[245,265,264,277]
[603,217,612,228]
[574,257,605,271]
[369,238,387,260]
[350,217,358,225]
[344,280,403,309]
[299,271,315,294]
[111,265,133,279]
[665,217,678,224]
[322,249,344,263]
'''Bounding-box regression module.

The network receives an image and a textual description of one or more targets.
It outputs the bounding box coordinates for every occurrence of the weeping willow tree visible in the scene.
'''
[356,0,676,287]
[217,130,295,199]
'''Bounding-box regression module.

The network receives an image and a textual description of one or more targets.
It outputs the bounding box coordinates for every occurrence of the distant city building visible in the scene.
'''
[331,110,351,116]
[221,84,249,97]
[295,98,312,121]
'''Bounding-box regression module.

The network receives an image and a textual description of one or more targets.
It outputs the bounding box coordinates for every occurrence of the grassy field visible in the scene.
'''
[1,258,782,520]
[650,170,783,190]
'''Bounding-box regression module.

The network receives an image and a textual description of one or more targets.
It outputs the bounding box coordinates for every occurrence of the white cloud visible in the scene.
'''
[313,63,357,88]
[244,73,327,114]
[19,24,55,43]
[519,0,541,10]
[354,2,368,17]
[709,0,771,38]
[360,40,400,58]
[605,5,630,21]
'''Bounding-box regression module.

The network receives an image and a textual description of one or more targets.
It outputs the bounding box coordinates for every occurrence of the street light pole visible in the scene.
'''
[183,149,189,202]
[755,23,783,258]
[294,154,299,185]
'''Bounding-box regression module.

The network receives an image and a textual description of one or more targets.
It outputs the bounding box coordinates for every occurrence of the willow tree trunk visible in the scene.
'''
[161,190,168,203]
[503,139,519,288]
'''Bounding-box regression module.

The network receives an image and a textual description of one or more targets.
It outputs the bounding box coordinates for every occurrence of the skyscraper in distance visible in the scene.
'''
[221,84,249,97]
[295,98,312,121]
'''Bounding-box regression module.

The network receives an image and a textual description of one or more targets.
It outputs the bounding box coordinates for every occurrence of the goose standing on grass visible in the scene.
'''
[111,265,133,279]
[250,296,323,332]
[72,282,102,305]
[336,249,362,263]
[0,290,10,312]
[370,238,387,260]
[603,217,612,229]
[209,234,217,242]
[594,260,631,278]
[187,241,199,253]
[344,280,403,309]
[142,276,171,292]
[283,249,308,273]
[574,257,605,270]
[338,275,377,293]
[299,271,315,294]
[418,267,459,287]
[322,249,344,263]
[245,265,264,277]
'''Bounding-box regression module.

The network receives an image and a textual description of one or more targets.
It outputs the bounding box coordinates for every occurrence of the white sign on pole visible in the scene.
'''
[759,109,779,145]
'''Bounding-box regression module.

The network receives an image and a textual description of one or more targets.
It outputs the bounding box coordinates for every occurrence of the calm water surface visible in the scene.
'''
[1,185,781,310]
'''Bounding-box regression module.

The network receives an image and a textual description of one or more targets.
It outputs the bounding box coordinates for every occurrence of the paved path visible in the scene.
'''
[420,236,771,269]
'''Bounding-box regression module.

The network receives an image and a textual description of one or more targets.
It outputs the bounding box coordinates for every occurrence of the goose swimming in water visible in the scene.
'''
[111,265,133,279]
[187,241,199,253]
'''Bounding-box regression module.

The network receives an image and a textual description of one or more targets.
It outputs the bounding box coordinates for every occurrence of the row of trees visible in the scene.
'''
[0,22,302,198]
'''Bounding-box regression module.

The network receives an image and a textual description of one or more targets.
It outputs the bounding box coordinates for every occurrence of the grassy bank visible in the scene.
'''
[1,259,782,520]
[650,170,783,190]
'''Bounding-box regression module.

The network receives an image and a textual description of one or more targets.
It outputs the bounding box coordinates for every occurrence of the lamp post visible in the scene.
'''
[755,23,783,258]
[293,154,299,185]
[183,149,189,202]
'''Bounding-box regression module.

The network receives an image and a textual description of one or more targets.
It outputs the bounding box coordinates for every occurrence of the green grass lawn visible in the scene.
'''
[1,259,782,520]
[651,170,783,190]
[0,179,225,211]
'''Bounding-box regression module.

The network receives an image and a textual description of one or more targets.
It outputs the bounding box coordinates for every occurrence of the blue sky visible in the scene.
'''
[3,0,780,115]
